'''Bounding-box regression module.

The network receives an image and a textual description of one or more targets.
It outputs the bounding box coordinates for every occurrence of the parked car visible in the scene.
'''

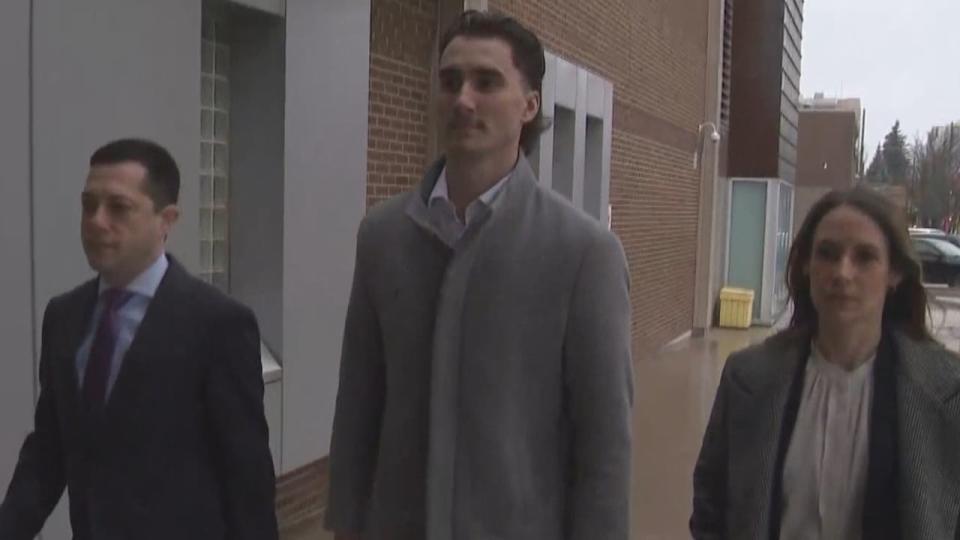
[909,226,944,235]
[911,236,960,287]
[910,229,960,250]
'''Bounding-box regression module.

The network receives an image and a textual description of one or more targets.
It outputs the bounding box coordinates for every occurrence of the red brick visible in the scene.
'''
[488,0,709,353]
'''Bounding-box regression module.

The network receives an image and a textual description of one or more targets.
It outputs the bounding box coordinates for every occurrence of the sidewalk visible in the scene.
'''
[283,326,777,540]
[284,298,960,540]
[630,295,960,539]
[630,325,775,540]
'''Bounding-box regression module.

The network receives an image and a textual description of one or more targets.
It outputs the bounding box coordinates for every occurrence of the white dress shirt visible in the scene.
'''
[780,345,875,540]
[427,166,513,247]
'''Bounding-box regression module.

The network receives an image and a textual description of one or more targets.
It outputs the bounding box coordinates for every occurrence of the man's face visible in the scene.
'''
[80,162,178,285]
[437,36,540,159]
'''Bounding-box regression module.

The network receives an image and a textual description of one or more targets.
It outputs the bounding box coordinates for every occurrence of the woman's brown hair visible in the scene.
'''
[786,187,931,340]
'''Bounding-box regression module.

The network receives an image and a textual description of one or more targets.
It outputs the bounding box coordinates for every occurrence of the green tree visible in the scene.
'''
[865,143,885,183]
[913,123,960,227]
[882,120,910,185]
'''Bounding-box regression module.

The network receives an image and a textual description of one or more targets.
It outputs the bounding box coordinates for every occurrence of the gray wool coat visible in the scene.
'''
[325,155,634,540]
[691,329,960,539]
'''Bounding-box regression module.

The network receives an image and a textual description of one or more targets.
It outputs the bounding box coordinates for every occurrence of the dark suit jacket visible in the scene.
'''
[0,257,278,540]
[691,328,960,540]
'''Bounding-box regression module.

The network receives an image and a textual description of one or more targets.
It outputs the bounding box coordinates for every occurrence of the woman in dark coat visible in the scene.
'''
[691,188,960,539]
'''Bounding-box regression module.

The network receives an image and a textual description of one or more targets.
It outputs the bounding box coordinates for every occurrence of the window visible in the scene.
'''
[551,106,576,201]
[200,8,231,291]
[202,2,286,364]
[584,116,605,219]
[531,52,613,226]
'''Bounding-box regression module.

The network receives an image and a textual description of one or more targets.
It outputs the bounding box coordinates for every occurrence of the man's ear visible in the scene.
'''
[159,204,180,237]
[522,90,540,124]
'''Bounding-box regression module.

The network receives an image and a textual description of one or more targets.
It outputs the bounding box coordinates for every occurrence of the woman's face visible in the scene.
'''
[806,204,902,332]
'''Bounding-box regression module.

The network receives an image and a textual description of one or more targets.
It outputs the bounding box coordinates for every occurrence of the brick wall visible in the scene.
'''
[277,0,437,538]
[490,0,710,352]
[367,0,438,208]
[277,0,707,538]
[365,0,710,350]
[283,0,715,533]
[796,109,858,189]
[275,3,441,533]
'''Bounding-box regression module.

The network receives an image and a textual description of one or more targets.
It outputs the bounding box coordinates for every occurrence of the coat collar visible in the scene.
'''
[404,154,539,238]
[731,327,960,404]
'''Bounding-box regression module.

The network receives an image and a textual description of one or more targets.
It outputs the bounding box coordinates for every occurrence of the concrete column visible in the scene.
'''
[0,0,36,521]
[282,0,370,472]
[692,0,726,336]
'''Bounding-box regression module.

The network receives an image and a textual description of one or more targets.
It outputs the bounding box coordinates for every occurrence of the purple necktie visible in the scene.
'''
[82,288,133,406]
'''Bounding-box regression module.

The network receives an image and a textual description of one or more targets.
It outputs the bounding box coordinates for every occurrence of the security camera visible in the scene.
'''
[698,122,721,143]
[693,122,721,169]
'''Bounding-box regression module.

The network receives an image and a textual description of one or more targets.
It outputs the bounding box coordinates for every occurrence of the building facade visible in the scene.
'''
[0,0,802,535]
[794,94,862,232]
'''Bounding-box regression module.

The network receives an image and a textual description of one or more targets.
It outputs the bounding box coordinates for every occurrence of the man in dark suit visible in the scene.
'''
[0,138,278,540]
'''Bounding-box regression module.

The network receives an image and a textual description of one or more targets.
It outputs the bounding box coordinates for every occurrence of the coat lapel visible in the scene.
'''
[103,258,190,419]
[58,279,100,427]
[404,155,539,242]
[727,332,808,539]
[481,156,537,227]
[893,334,960,539]
[404,158,447,237]
[861,330,900,539]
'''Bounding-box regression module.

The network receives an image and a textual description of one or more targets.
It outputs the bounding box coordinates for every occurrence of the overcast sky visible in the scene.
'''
[799,0,960,160]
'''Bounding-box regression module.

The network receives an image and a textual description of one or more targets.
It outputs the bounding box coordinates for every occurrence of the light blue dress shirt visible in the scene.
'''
[427,166,513,248]
[75,253,169,398]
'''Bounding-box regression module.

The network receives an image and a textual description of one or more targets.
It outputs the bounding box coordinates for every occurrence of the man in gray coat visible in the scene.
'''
[325,10,633,540]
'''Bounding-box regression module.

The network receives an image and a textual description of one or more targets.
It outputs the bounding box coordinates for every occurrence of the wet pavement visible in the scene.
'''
[286,292,960,539]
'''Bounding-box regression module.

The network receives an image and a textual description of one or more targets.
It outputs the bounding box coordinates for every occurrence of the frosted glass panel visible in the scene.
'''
[729,181,767,318]
[773,184,793,317]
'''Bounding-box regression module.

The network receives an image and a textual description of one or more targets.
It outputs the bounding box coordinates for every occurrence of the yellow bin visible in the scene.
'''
[718,287,754,329]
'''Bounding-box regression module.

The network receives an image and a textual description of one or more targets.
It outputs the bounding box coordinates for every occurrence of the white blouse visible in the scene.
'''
[780,345,875,540]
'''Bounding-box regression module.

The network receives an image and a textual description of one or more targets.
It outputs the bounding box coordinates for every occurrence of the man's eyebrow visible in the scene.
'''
[81,191,134,204]
[472,67,504,78]
[439,66,503,77]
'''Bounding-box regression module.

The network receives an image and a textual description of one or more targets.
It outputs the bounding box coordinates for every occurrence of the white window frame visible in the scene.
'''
[200,8,231,291]
[532,52,614,227]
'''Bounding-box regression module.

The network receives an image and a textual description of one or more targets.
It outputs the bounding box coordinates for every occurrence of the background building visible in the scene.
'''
[794,93,862,233]
[0,0,802,535]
